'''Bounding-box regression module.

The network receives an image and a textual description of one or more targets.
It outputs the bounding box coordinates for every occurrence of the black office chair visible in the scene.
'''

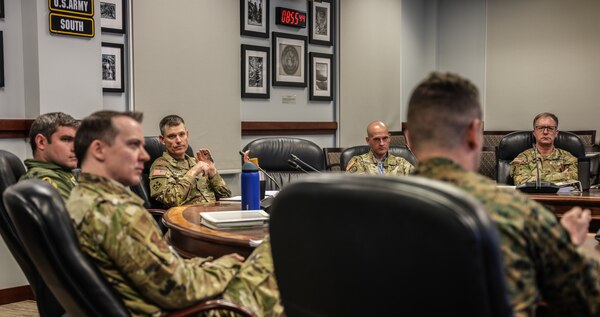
[339,145,417,171]
[496,131,587,185]
[0,150,64,317]
[269,174,512,317]
[3,180,255,317]
[243,137,326,190]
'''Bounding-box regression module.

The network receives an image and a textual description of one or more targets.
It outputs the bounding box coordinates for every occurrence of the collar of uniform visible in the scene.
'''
[368,150,390,166]
[414,157,464,176]
[24,159,70,172]
[77,172,144,205]
[161,151,195,168]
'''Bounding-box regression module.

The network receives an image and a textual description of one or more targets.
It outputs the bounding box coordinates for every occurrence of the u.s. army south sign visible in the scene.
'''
[48,0,95,38]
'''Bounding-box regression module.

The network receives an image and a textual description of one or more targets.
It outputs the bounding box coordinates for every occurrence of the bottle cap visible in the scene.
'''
[242,161,258,172]
[249,157,259,167]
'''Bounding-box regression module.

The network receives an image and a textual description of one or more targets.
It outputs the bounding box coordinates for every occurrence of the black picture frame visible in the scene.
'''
[309,52,334,101]
[272,32,307,87]
[0,0,5,19]
[101,42,125,93]
[101,0,126,33]
[240,0,269,38]
[309,0,334,46]
[241,44,270,99]
[0,32,4,88]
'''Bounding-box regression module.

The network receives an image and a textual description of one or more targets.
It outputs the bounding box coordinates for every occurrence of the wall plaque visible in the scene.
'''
[49,13,94,37]
[49,0,94,17]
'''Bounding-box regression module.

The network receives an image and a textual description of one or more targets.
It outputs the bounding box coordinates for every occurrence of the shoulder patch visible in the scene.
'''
[152,169,167,176]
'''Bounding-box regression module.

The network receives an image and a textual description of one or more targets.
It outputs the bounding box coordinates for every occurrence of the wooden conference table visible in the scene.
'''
[163,192,600,260]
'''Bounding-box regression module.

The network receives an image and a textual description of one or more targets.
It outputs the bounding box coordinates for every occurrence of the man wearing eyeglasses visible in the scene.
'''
[510,112,578,185]
[346,121,414,175]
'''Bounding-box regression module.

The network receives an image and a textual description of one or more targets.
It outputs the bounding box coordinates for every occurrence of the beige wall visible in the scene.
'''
[485,0,600,132]
[339,0,402,147]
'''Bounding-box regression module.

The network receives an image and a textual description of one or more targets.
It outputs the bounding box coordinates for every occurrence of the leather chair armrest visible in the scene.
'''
[165,299,256,317]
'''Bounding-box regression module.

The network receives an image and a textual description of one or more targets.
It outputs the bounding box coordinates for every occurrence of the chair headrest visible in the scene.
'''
[497,130,585,161]
[242,137,325,171]
[0,150,26,193]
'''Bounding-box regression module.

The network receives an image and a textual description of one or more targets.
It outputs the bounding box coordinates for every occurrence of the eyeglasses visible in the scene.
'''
[534,126,557,132]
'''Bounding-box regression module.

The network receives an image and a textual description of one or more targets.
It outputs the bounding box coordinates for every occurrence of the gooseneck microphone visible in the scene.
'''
[238,151,282,190]
[532,143,541,188]
[287,159,309,174]
[290,153,321,174]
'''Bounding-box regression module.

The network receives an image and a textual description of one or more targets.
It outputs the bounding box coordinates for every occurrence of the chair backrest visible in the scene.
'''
[496,131,586,184]
[322,147,343,171]
[339,145,417,171]
[269,174,512,317]
[0,150,64,317]
[3,180,130,317]
[140,136,194,209]
[242,137,325,190]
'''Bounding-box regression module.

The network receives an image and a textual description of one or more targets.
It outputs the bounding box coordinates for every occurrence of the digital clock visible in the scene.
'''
[275,7,307,28]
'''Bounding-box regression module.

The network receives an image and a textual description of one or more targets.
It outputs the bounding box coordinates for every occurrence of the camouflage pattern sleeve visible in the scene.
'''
[400,159,415,175]
[20,163,76,201]
[345,156,366,174]
[149,160,196,208]
[544,150,578,183]
[510,151,536,185]
[98,202,241,310]
[208,173,232,199]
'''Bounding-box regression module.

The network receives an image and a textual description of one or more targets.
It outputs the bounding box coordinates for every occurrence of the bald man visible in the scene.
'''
[346,121,414,175]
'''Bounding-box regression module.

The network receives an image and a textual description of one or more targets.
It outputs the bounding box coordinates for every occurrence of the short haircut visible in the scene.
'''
[74,111,143,166]
[532,112,558,128]
[29,112,79,153]
[159,115,185,135]
[407,72,481,152]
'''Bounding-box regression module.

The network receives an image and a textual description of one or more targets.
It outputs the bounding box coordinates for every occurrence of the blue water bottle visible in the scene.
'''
[241,162,260,210]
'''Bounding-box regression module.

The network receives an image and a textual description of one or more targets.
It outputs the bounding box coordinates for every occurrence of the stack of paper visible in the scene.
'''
[200,210,269,230]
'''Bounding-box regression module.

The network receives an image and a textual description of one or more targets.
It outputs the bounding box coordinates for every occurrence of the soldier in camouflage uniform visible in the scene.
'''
[406,73,600,317]
[67,111,283,316]
[510,112,578,185]
[20,112,79,200]
[346,121,414,175]
[150,115,231,207]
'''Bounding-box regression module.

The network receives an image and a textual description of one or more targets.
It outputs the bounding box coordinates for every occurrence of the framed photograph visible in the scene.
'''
[310,53,334,101]
[101,0,125,33]
[309,0,334,46]
[0,32,4,88]
[272,32,307,87]
[101,42,124,93]
[240,0,269,38]
[0,0,4,19]
[241,44,270,99]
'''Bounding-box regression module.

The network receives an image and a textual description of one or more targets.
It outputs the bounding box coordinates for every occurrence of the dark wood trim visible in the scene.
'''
[0,285,34,305]
[0,119,34,139]
[241,121,337,136]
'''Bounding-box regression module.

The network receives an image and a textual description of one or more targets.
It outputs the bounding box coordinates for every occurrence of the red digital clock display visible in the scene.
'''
[275,7,307,28]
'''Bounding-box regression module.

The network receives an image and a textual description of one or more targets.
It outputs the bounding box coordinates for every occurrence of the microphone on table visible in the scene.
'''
[532,142,541,188]
[287,159,309,174]
[290,153,321,174]
[238,151,282,191]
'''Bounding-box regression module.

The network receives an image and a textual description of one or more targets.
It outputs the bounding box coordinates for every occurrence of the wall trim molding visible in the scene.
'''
[241,121,337,136]
[0,285,34,305]
[0,120,33,139]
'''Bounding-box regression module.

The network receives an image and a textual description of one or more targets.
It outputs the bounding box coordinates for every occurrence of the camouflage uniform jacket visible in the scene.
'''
[20,159,76,200]
[149,152,231,208]
[67,173,284,317]
[509,147,578,185]
[415,157,600,317]
[345,151,414,175]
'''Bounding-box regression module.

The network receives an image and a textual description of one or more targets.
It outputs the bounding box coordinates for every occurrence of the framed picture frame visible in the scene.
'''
[309,0,334,46]
[240,0,269,38]
[0,32,4,88]
[309,52,334,101]
[101,42,124,93]
[100,0,126,33]
[272,32,307,87]
[0,0,5,19]
[241,44,270,99]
